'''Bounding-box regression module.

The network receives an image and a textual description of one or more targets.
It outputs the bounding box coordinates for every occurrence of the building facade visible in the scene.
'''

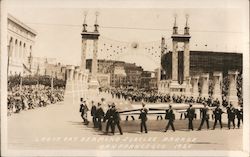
[161,51,243,81]
[86,59,144,88]
[44,62,67,80]
[141,71,157,89]
[7,14,37,76]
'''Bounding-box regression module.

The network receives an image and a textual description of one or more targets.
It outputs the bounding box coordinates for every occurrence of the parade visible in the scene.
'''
[4,4,247,154]
[79,86,243,135]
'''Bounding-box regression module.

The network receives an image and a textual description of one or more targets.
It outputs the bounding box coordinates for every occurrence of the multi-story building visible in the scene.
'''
[44,62,67,80]
[86,59,144,88]
[141,71,158,89]
[124,63,143,88]
[7,14,37,76]
[161,51,242,82]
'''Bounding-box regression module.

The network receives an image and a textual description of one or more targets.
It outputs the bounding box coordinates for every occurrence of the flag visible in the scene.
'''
[23,63,31,74]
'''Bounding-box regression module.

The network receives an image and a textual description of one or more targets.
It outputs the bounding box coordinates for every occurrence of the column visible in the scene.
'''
[192,76,199,98]
[212,72,222,104]
[201,73,209,99]
[80,38,87,71]
[66,65,75,81]
[74,68,79,81]
[172,40,178,81]
[78,71,83,98]
[183,41,190,81]
[228,71,238,106]
[23,43,26,59]
[185,77,192,97]
[8,39,14,75]
[19,41,22,58]
[90,39,99,87]
[14,40,18,59]
[78,71,82,81]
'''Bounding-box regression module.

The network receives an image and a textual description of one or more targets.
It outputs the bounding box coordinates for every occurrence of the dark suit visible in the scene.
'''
[236,108,243,128]
[104,108,113,133]
[198,107,209,130]
[91,105,97,127]
[213,107,223,129]
[111,109,123,135]
[227,106,236,129]
[139,108,148,133]
[186,107,195,130]
[165,109,175,131]
[96,106,104,131]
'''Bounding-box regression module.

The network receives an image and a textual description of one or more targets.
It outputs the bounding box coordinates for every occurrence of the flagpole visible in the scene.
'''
[51,73,53,95]
[20,75,22,91]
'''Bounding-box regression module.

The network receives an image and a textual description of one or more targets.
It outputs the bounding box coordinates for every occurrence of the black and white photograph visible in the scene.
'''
[0,0,249,156]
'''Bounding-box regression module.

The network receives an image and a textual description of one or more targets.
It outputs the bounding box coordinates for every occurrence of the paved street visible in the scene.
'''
[8,92,242,150]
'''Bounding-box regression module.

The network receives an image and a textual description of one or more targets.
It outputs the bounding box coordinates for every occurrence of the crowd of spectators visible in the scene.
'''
[7,85,65,116]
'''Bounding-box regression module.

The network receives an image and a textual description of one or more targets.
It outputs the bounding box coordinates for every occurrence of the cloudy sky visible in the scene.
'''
[7,0,249,71]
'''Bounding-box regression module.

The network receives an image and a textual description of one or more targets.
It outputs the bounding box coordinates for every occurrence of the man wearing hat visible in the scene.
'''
[90,101,97,128]
[96,102,105,131]
[227,102,236,129]
[139,102,148,133]
[198,103,210,130]
[212,104,224,129]
[165,105,175,132]
[186,104,195,131]
[79,98,89,125]
[111,103,123,135]
[104,104,113,134]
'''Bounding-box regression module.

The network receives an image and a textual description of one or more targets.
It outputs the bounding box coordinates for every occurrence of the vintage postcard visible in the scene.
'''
[1,0,249,156]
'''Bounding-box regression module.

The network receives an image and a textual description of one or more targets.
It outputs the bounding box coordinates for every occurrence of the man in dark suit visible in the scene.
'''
[111,103,123,135]
[165,105,175,132]
[104,104,113,134]
[212,104,224,129]
[227,103,236,129]
[96,102,105,131]
[186,104,195,131]
[79,98,88,124]
[236,105,243,128]
[139,102,148,133]
[198,104,210,130]
[90,101,97,128]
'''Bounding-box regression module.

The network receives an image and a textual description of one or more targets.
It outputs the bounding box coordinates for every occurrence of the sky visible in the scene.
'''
[7,0,249,71]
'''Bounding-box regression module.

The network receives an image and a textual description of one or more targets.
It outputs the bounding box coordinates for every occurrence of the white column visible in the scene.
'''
[228,71,238,106]
[19,41,22,58]
[185,77,192,97]
[172,41,178,81]
[80,38,87,71]
[201,73,209,99]
[192,76,199,98]
[212,72,222,104]
[15,40,18,59]
[183,41,190,81]
[74,69,79,81]
[23,43,26,59]
[66,65,75,81]
[78,71,82,81]
[91,39,98,81]
[8,39,14,67]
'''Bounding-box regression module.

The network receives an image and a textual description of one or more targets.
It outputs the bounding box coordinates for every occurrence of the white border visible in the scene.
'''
[1,0,249,156]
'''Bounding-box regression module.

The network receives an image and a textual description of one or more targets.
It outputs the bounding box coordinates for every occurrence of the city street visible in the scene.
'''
[8,92,242,150]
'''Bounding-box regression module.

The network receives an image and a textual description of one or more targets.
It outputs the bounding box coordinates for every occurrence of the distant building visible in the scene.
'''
[141,71,157,89]
[44,62,66,80]
[124,63,143,88]
[86,59,144,88]
[7,14,37,76]
[161,51,243,82]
